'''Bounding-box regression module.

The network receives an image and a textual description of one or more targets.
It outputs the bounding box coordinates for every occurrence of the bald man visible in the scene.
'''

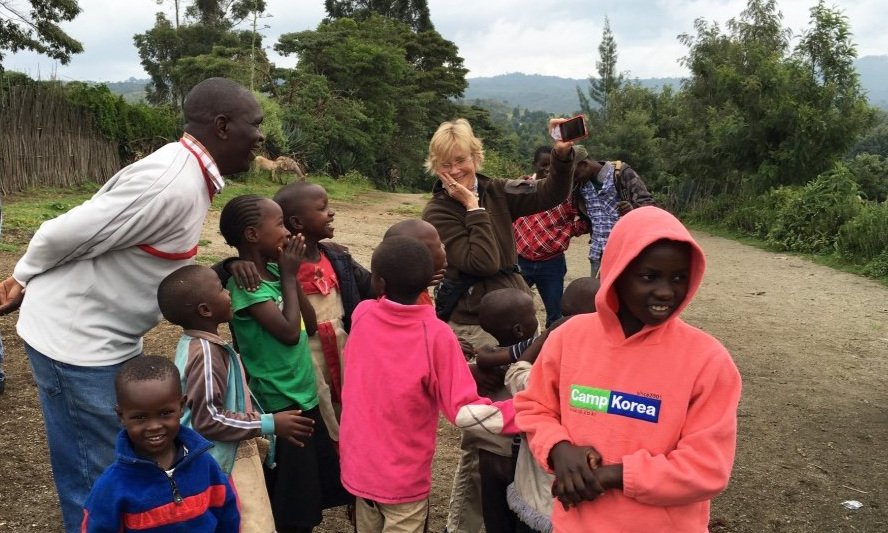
[0,78,263,532]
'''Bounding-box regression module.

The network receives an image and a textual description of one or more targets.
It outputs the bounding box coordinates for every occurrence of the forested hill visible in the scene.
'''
[103,56,888,114]
[462,73,682,114]
[463,55,888,114]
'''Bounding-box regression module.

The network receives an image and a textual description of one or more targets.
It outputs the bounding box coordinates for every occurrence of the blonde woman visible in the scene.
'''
[421,117,576,533]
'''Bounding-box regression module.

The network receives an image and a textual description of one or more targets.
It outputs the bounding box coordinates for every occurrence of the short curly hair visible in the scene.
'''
[115,355,181,400]
[423,118,485,175]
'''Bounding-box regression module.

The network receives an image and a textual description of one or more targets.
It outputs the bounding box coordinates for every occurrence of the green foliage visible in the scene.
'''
[836,202,888,262]
[59,82,180,160]
[672,0,871,200]
[253,92,288,156]
[324,0,433,33]
[0,0,83,68]
[844,153,888,202]
[847,110,888,159]
[276,72,373,177]
[134,2,271,109]
[480,149,525,180]
[722,186,797,238]
[510,108,550,164]
[591,83,660,177]
[578,17,624,124]
[765,166,862,253]
[275,14,469,189]
[861,251,888,278]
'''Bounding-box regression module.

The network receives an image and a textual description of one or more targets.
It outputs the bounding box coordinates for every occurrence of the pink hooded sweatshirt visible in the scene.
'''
[515,206,742,533]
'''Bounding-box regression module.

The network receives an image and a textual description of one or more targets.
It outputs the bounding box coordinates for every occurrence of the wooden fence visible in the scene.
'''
[0,83,120,195]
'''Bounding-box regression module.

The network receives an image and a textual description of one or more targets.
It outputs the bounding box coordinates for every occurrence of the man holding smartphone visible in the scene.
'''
[571,147,655,276]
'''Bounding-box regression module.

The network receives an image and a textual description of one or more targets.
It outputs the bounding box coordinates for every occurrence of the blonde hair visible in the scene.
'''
[424,118,485,175]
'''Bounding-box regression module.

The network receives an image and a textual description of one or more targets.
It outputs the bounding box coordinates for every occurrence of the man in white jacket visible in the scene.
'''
[0,77,264,533]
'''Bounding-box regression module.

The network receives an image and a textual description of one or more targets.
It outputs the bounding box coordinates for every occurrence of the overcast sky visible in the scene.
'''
[4,0,886,82]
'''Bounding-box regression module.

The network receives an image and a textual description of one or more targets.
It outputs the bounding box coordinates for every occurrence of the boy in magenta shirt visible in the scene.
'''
[339,236,518,532]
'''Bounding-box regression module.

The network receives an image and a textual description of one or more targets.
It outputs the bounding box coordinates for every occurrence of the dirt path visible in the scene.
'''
[0,190,886,531]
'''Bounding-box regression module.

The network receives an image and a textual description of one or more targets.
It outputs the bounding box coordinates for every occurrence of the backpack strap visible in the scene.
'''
[611,160,629,202]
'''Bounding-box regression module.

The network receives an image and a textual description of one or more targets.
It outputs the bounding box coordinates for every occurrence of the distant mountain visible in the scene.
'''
[464,56,888,114]
[462,73,682,115]
[102,56,888,113]
[97,77,149,103]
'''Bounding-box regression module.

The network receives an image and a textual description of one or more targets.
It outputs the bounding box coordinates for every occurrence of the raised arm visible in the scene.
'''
[244,236,308,345]
[506,123,576,219]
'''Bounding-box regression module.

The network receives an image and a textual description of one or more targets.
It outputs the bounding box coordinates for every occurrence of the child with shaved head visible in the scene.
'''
[339,236,518,533]
[383,219,447,305]
[158,264,313,533]
[82,356,240,532]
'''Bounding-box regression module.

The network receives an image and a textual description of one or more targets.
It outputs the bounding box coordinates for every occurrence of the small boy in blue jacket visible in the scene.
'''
[82,356,239,532]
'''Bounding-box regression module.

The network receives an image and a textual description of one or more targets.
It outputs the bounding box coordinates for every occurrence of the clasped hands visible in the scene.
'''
[549,441,622,510]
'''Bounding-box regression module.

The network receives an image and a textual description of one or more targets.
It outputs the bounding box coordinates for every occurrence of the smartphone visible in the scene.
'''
[550,115,588,142]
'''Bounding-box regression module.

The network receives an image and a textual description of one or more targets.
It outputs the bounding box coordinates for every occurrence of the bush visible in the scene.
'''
[724,186,798,239]
[480,149,525,180]
[254,92,289,157]
[836,202,888,263]
[61,82,179,161]
[681,194,738,226]
[766,165,862,254]
[845,153,888,203]
[862,252,888,278]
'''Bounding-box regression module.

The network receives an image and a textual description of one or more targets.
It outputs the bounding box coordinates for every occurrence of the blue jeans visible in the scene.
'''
[590,258,602,278]
[518,254,567,328]
[26,343,125,533]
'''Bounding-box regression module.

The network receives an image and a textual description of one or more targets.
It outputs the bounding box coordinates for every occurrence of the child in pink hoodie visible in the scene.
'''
[515,206,741,533]
[339,235,518,532]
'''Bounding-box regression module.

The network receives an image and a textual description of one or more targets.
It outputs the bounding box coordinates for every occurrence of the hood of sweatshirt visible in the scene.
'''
[595,206,706,345]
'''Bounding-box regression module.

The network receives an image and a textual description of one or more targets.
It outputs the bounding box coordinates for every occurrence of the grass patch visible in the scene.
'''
[388,202,423,217]
[2,182,104,250]
[216,171,375,209]
[0,174,378,251]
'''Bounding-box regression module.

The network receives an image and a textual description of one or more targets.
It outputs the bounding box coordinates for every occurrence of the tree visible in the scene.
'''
[577,17,623,123]
[275,13,468,187]
[324,0,433,32]
[134,0,270,109]
[0,0,83,68]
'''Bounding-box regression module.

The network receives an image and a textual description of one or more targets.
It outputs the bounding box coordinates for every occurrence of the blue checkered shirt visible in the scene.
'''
[579,163,619,261]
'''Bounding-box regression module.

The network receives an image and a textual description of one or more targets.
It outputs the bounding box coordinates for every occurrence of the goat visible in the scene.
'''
[254,155,307,183]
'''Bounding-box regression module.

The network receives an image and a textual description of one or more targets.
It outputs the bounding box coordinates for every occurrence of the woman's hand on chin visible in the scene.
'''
[439,171,479,210]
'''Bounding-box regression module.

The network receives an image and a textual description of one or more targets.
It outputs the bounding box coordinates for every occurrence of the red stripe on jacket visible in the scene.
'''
[122,484,228,529]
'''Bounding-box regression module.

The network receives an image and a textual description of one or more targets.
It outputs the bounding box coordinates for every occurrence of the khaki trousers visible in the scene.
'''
[355,497,429,533]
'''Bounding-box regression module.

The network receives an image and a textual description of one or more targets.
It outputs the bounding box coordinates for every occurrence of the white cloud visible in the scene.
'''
[2,0,884,82]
